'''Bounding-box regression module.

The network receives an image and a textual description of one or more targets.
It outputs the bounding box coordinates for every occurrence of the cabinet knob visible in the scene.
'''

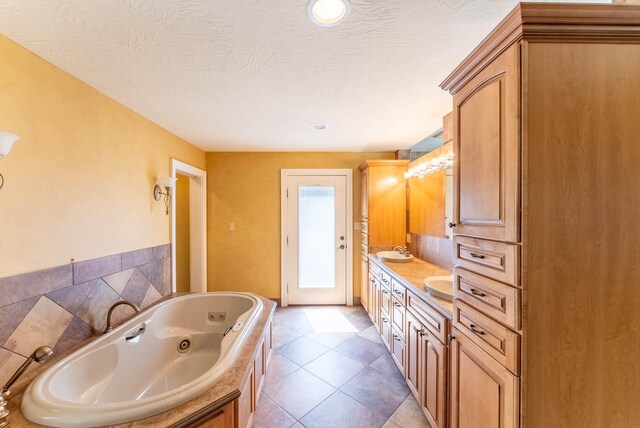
[448,222,457,228]
[448,334,456,342]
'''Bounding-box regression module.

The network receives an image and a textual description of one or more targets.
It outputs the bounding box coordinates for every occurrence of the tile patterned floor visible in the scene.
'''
[253,305,431,428]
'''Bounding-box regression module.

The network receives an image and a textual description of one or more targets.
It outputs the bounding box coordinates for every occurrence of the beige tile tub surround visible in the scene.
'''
[5,295,276,428]
[0,244,171,387]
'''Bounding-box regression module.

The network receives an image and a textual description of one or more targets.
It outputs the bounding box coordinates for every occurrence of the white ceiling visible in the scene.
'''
[0,0,609,152]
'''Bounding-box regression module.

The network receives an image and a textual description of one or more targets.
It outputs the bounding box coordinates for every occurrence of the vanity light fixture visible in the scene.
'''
[154,176,177,215]
[404,151,454,179]
[0,131,20,190]
[308,0,351,27]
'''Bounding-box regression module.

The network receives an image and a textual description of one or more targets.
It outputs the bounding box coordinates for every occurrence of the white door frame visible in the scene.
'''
[280,169,353,307]
[171,159,207,293]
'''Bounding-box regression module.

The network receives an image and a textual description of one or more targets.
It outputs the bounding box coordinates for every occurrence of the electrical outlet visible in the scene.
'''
[406,233,412,243]
[354,221,362,231]
[229,222,235,231]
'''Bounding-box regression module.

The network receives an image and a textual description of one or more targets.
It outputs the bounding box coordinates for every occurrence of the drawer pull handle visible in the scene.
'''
[469,324,486,336]
[412,325,426,337]
[383,278,389,284]
[470,288,486,297]
[394,302,402,308]
[382,318,388,323]
[382,290,389,295]
[469,252,486,259]
[393,335,401,341]
[393,290,403,296]
[449,222,456,228]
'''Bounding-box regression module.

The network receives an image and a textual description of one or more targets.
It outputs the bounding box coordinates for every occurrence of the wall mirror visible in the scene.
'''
[407,114,454,239]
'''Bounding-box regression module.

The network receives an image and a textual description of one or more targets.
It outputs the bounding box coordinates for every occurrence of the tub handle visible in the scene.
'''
[223,326,233,337]
[125,326,146,342]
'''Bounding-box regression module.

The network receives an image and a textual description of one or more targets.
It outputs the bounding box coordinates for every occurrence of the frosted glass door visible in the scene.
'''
[285,174,348,305]
[298,186,335,288]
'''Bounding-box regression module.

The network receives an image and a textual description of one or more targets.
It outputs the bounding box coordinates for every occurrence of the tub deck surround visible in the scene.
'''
[370,254,452,317]
[4,294,276,428]
[0,244,171,390]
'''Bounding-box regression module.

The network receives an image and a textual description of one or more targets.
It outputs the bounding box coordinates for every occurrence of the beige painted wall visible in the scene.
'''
[0,36,205,277]
[206,152,396,299]
[175,173,191,292]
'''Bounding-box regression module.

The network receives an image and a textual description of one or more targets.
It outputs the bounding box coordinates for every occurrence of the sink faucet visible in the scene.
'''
[393,246,411,256]
[105,301,140,333]
[1,346,53,427]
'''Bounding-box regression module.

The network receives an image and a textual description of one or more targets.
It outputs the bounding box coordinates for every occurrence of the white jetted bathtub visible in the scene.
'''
[21,292,263,427]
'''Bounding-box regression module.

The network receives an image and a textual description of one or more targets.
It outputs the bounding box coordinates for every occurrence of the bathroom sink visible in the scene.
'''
[424,276,454,301]
[377,251,414,263]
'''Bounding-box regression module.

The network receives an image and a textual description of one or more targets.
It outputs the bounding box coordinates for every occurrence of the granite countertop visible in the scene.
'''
[369,254,453,318]
[6,294,276,428]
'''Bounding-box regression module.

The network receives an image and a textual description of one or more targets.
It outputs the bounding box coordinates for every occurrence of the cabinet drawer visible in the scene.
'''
[369,259,381,278]
[380,270,392,289]
[392,297,405,336]
[361,232,368,246]
[407,291,448,344]
[453,299,520,374]
[391,279,406,305]
[380,285,392,316]
[454,236,520,287]
[391,325,406,375]
[380,311,392,351]
[454,268,521,330]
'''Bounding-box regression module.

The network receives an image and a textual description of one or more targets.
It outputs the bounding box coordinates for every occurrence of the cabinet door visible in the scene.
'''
[422,330,448,428]
[196,401,235,428]
[406,311,422,400]
[372,277,380,332]
[361,168,369,221]
[450,328,519,428]
[361,258,369,310]
[453,44,520,243]
[237,366,255,428]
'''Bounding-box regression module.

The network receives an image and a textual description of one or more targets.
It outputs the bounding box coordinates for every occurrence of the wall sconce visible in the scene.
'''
[153,176,177,215]
[0,131,20,190]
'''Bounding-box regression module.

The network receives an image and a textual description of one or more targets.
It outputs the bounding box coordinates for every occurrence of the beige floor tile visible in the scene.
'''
[387,394,431,428]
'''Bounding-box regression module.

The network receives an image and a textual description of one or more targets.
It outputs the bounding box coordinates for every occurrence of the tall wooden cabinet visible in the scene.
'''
[358,160,408,311]
[441,3,640,427]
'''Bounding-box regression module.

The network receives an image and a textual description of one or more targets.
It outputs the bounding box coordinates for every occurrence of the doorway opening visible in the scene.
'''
[281,169,353,306]
[171,159,207,293]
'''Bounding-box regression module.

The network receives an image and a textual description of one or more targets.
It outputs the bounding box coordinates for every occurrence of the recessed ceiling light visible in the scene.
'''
[311,123,329,130]
[308,0,350,27]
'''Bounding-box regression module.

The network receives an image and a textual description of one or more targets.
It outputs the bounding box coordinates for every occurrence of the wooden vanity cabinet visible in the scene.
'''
[442,3,640,426]
[369,257,450,428]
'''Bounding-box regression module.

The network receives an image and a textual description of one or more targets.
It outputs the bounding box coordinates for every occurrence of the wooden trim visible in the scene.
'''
[441,3,640,94]
[358,159,408,171]
[171,159,208,294]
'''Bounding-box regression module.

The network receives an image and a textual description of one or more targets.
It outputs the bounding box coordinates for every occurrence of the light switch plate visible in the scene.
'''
[354,222,362,231]
[406,233,411,243]
[229,222,235,231]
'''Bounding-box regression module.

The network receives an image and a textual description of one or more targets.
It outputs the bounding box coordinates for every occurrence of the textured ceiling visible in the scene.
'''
[0,0,610,151]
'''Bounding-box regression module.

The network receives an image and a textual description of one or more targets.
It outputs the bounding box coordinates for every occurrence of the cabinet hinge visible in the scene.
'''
[286,189,289,197]
[286,236,289,245]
